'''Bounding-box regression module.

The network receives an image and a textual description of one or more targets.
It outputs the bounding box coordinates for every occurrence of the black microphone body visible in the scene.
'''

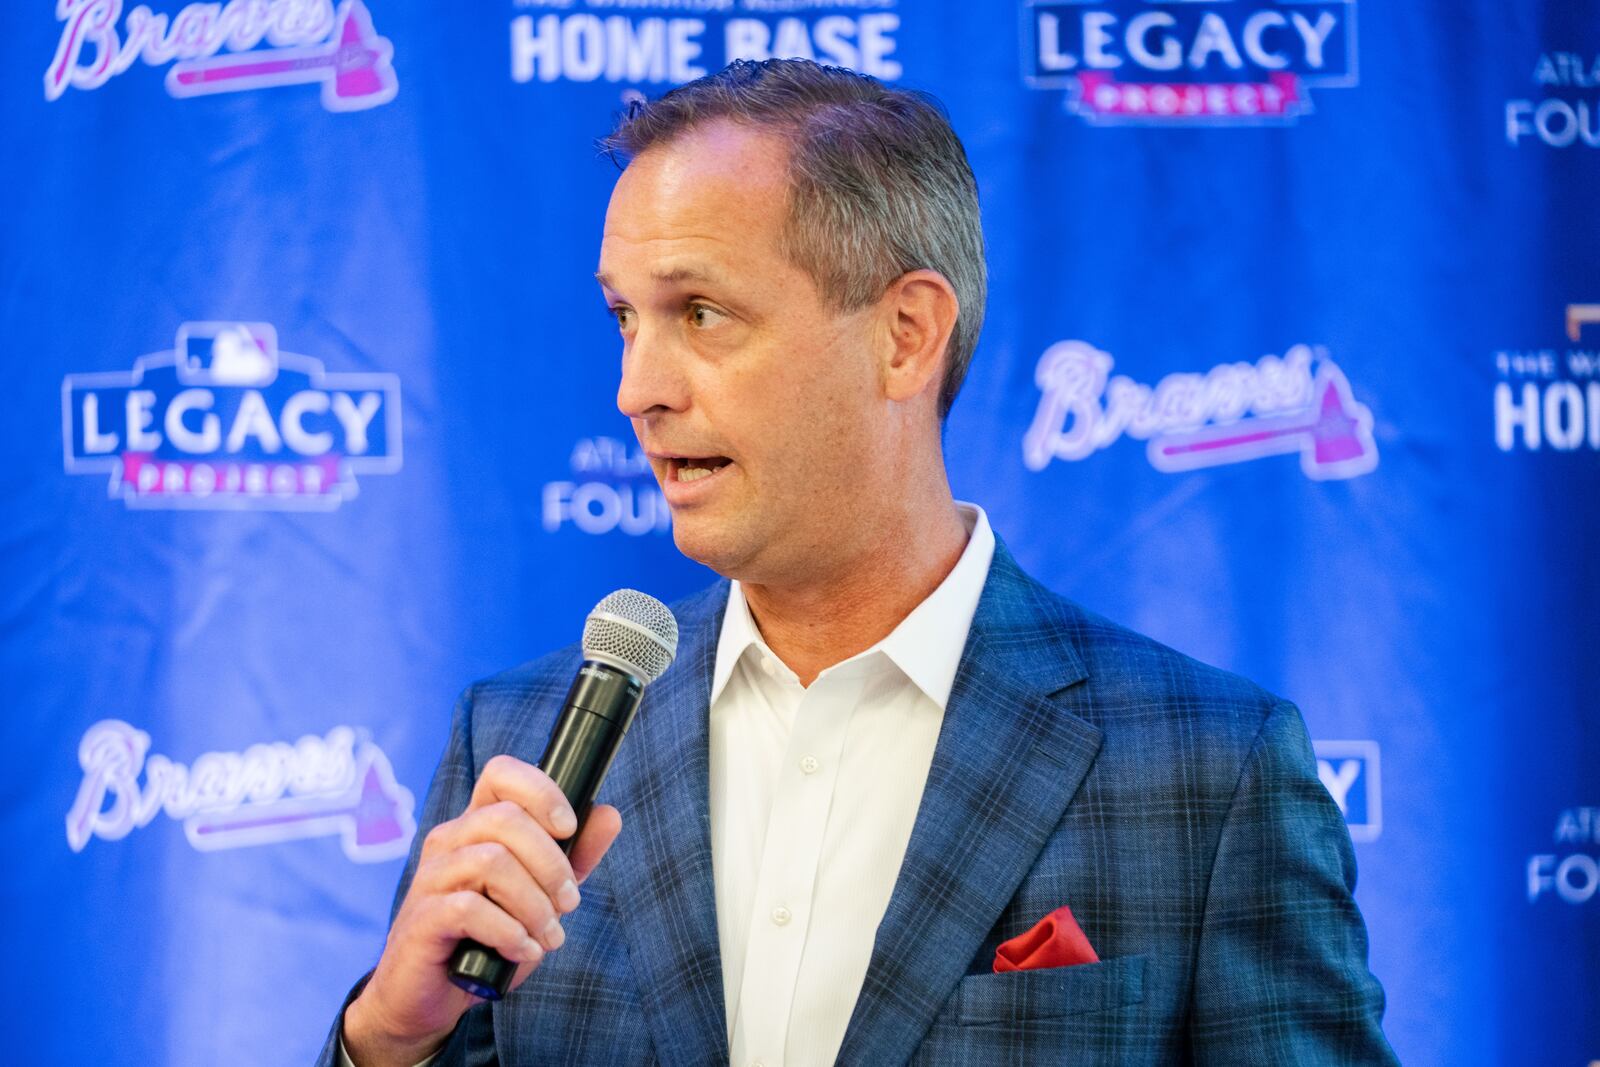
[445,659,644,1000]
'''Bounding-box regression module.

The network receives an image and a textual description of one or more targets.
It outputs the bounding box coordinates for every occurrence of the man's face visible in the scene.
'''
[597,120,889,583]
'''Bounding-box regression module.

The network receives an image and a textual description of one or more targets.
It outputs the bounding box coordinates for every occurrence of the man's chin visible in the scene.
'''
[669,518,751,580]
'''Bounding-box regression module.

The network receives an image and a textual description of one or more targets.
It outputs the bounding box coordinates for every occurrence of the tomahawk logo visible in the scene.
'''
[1314,740,1381,843]
[45,0,398,112]
[66,719,416,863]
[62,321,402,510]
[1023,340,1378,480]
[1022,0,1358,125]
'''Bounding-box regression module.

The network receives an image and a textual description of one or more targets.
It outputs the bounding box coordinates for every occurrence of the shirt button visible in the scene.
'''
[800,755,819,775]
[771,905,791,926]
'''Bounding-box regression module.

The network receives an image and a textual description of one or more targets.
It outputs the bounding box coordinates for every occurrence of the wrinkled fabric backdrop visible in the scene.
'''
[2,1,1596,1063]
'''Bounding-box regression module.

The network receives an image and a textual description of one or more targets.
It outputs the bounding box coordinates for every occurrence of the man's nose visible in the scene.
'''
[616,326,689,419]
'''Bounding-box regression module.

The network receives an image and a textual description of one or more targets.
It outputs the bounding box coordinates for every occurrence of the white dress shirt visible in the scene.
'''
[343,503,995,1067]
[709,503,994,1067]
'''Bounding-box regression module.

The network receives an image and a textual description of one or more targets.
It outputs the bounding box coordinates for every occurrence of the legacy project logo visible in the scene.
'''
[66,719,416,863]
[46,0,398,111]
[1314,740,1380,843]
[1022,0,1358,124]
[62,321,402,509]
[1023,340,1379,480]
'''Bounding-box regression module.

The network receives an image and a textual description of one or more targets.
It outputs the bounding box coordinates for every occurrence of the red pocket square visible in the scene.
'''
[992,904,1099,973]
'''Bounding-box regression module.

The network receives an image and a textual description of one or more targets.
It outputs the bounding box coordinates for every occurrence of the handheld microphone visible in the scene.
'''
[445,589,679,1000]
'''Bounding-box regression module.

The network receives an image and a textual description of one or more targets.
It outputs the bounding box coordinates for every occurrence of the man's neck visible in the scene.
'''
[739,498,969,687]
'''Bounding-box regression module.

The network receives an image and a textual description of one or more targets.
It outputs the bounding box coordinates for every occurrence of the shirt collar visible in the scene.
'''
[711,575,768,704]
[710,502,996,710]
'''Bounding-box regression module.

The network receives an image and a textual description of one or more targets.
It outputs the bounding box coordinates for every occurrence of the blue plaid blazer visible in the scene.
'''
[319,539,1396,1065]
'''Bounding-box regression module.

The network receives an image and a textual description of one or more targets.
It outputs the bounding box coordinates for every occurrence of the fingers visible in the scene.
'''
[416,840,568,953]
[417,889,548,969]
[425,799,582,917]
[466,755,578,842]
[405,757,622,971]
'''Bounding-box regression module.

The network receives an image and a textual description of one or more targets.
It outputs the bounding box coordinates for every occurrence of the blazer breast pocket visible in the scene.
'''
[955,954,1147,1026]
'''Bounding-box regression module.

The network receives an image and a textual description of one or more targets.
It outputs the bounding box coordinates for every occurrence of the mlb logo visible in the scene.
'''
[1314,740,1381,843]
[177,321,279,386]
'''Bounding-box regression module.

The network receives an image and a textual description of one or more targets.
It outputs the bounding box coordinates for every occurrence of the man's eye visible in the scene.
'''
[609,306,634,330]
[688,303,727,329]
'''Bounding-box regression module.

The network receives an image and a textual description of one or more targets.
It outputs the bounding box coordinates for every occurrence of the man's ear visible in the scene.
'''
[878,269,960,405]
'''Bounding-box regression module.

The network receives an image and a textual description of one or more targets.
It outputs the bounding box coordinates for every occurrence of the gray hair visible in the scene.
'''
[599,59,987,420]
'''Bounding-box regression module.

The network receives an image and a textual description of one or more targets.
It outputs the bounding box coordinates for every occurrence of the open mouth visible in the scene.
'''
[666,455,733,483]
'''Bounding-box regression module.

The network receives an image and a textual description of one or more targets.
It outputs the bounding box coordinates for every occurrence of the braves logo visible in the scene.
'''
[46,0,397,111]
[1024,340,1379,480]
[1022,0,1358,125]
[66,719,416,863]
[62,321,402,510]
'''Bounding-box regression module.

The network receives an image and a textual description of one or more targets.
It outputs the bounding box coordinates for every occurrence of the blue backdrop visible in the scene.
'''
[3,1,1596,1063]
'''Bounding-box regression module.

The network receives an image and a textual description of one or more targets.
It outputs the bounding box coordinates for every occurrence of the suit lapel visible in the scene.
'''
[835,543,1104,1066]
[601,582,730,1067]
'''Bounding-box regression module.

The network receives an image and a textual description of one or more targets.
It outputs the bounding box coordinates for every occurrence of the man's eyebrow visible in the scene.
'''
[593,266,723,290]
[652,266,721,285]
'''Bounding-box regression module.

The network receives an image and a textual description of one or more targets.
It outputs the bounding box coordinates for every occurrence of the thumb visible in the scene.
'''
[569,804,622,884]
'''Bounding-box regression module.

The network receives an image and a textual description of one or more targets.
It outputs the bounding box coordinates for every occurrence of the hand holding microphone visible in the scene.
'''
[342,591,677,1067]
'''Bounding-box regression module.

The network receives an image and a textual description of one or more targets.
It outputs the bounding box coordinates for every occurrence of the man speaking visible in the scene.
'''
[323,59,1396,1066]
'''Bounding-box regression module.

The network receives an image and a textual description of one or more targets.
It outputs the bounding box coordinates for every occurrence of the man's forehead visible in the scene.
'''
[595,120,798,292]
[604,124,789,223]
[634,118,791,182]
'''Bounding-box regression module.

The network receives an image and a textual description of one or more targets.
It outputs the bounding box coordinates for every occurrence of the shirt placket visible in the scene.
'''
[730,665,868,1067]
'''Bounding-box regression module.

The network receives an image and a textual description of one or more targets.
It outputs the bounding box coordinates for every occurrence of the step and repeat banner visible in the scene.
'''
[2,1,1596,1063]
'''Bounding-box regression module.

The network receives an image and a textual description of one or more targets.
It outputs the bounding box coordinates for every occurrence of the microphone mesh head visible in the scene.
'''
[582,589,679,683]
